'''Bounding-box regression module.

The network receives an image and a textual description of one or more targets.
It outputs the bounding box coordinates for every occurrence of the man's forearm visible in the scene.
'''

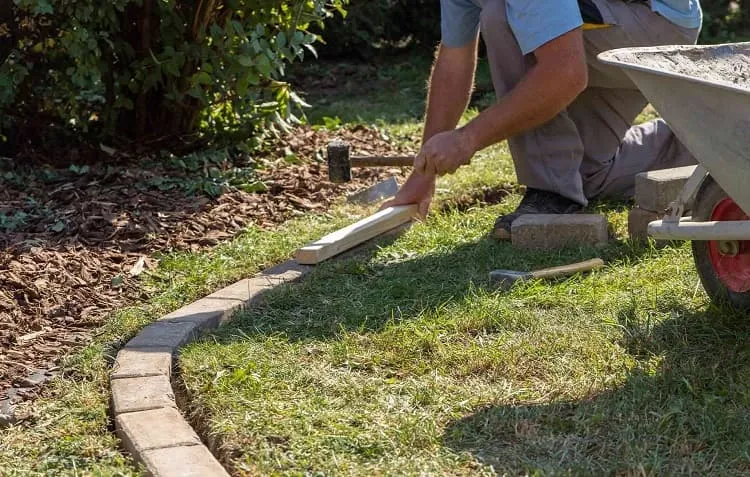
[422,41,478,145]
[387,41,478,214]
[461,29,587,153]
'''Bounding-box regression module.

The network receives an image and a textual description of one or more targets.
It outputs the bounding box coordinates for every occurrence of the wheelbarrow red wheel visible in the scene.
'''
[692,176,750,309]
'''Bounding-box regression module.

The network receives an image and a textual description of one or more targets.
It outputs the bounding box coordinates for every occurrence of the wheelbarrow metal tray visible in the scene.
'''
[599,43,750,214]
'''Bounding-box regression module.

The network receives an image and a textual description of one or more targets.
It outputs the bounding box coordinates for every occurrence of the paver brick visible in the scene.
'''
[511,214,608,250]
[159,300,230,330]
[112,348,173,380]
[628,206,663,241]
[141,444,230,477]
[160,260,311,327]
[116,407,201,458]
[124,321,198,350]
[111,375,175,415]
[635,165,697,212]
[107,260,312,476]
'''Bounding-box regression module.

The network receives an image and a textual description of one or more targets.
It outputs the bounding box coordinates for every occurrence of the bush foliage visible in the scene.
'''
[0,0,344,151]
[700,0,750,43]
[0,1,747,156]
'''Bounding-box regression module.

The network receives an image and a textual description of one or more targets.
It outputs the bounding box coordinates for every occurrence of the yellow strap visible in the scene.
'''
[583,23,612,30]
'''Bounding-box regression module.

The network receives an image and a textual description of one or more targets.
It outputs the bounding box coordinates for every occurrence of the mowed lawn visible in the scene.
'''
[180,196,750,476]
[179,56,750,476]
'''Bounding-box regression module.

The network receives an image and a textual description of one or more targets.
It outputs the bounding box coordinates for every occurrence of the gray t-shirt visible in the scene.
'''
[441,0,702,54]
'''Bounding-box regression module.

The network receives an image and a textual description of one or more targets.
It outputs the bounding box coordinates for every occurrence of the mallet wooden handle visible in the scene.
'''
[350,155,415,168]
[530,258,605,280]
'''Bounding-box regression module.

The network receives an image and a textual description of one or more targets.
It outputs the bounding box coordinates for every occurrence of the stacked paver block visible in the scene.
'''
[110,260,311,477]
[629,165,697,241]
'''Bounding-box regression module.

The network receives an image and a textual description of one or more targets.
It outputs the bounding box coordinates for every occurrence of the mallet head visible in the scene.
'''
[327,140,351,183]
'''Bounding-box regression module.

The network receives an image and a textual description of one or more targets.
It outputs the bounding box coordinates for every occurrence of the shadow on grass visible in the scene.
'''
[217,205,659,343]
[198,199,750,473]
[442,304,750,474]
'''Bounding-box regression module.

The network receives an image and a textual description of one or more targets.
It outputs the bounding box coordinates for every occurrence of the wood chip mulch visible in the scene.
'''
[0,124,411,399]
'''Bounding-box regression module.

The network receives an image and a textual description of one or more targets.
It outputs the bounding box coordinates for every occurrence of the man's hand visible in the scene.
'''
[380,172,436,219]
[414,129,476,176]
[380,39,477,219]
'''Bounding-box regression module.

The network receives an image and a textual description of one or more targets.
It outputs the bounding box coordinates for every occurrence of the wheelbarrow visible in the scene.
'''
[599,43,750,309]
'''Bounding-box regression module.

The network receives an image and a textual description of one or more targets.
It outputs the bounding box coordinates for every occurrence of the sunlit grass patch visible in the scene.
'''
[181,193,750,475]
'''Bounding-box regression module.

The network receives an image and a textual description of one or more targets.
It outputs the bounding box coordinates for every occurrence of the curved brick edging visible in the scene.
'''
[110,260,311,476]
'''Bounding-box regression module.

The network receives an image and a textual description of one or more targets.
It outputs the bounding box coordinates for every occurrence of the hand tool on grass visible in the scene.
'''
[327,140,414,183]
[489,258,604,290]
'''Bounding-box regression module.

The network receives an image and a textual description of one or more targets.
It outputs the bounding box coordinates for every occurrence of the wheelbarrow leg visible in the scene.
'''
[664,164,708,223]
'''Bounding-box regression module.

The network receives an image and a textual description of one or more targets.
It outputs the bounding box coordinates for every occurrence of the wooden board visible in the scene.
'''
[294,205,418,265]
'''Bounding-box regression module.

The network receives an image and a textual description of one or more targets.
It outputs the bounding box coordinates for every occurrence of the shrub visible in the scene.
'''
[700,0,750,44]
[0,0,345,153]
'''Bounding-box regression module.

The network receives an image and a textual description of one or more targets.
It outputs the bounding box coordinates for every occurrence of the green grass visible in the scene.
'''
[0,210,369,475]
[178,55,750,475]
[180,193,750,475]
[0,52,491,476]
[6,52,748,476]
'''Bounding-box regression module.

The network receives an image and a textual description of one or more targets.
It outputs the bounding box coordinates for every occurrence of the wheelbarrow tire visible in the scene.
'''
[691,176,750,310]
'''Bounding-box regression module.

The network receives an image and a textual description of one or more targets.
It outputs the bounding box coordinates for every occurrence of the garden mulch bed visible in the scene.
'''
[0,124,410,401]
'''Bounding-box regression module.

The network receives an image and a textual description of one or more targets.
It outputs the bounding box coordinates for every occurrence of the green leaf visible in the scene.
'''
[238,56,254,67]
[68,164,90,175]
[238,181,268,193]
[50,221,65,233]
[207,166,221,179]
[192,71,212,86]
[255,55,272,76]
[231,20,245,37]
[34,0,54,15]
[186,86,204,99]
[236,75,250,97]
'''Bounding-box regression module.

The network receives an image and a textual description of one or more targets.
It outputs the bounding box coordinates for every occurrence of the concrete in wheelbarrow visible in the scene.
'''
[110,260,312,476]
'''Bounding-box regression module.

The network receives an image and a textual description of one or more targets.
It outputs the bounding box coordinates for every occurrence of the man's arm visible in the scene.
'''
[423,39,479,142]
[416,28,588,176]
[462,28,587,152]
[383,38,478,217]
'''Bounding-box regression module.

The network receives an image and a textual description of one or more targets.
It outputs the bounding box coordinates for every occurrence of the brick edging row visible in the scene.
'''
[110,260,312,476]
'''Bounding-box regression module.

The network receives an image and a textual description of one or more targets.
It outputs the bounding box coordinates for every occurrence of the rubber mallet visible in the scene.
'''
[327,140,415,183]
[489,258,604,290]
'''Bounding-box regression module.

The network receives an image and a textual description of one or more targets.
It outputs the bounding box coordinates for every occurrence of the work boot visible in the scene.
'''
[492,188,584,239]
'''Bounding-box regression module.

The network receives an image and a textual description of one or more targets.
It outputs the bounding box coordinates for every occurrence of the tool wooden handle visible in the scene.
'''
[351,155,414,168]
[530,258,604,280]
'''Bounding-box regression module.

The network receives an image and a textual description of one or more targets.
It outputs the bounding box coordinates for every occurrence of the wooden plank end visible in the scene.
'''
[294,205,417,265]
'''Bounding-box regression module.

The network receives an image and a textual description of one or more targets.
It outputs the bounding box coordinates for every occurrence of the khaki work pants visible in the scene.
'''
[477,0,700,205]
